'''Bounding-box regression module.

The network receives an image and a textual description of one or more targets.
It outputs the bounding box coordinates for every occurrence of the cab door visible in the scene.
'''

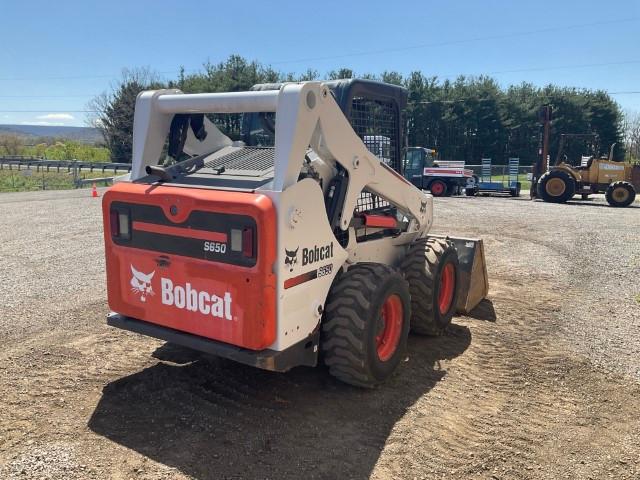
[403,148,425,188]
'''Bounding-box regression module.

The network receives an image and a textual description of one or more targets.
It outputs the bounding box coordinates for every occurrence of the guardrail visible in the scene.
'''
[0,157,131,174]
[74,176,114,187]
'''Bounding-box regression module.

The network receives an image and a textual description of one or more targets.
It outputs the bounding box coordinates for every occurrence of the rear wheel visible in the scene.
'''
[401,238,459,336]
[430,180,448,197]
[537,170,576,203]
[321,263,411,387]
[605,181,636,207]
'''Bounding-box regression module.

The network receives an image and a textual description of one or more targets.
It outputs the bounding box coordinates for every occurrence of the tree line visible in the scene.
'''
[90,55,631,165]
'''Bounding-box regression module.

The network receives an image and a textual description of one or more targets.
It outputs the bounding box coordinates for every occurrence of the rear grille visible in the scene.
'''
[203,147,274,173]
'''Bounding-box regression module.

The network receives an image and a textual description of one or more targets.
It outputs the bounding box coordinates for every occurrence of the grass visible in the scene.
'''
[477,173,532,191]
[0,169,111,192]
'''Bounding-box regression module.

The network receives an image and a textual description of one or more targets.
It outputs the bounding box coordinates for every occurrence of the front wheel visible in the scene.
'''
[537,170,576,203]
[430,180,448,197]
[321,263,411,387]
[401,238,459,336]
[605,181,636,207]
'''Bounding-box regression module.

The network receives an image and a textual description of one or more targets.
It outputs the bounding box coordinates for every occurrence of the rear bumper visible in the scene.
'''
[107,313,319,372]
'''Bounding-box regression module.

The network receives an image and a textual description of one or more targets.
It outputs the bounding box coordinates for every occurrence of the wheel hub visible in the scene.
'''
[546,178,566,196]
[613,188,629,202]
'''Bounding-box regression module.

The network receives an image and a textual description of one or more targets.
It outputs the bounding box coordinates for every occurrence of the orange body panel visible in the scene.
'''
[102,183,277,350]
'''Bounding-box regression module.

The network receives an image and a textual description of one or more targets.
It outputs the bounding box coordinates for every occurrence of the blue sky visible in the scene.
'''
[1,0,639,127]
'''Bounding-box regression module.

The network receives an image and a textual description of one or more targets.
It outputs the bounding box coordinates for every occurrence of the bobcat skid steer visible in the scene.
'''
[103,79,488,387]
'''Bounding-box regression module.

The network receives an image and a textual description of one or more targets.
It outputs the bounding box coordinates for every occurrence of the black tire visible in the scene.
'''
[537,170,576,203]
[605,181,636,207]
[401,238,459,336]
[321,263,411,388]
[429,180,448,197]
[465,187,477,196]
[510,182,521,197]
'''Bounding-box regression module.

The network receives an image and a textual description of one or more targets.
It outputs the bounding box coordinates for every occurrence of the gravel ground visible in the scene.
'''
[0,188,639,480]
[0,189,105,345]
[431,193,640,379]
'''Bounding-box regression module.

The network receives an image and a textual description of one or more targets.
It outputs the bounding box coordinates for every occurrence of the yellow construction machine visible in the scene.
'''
[531,107,640,207]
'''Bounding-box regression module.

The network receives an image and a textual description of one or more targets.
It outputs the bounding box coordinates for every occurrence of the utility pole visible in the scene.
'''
[531,105,552,199]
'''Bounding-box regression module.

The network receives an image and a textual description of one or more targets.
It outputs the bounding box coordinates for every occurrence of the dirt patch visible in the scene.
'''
[0,190,639,479]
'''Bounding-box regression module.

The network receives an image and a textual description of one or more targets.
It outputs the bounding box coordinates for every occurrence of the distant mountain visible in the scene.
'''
[0,124,103,144]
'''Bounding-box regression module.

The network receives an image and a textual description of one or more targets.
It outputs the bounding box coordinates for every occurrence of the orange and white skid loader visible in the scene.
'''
[103,79,488,387]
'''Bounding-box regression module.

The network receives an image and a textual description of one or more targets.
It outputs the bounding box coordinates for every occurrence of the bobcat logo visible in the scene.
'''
[130,265,155,302]
[284,247,299,272]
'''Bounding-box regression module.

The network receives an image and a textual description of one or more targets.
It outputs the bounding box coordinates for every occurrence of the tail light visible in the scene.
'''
[242,228,254,258]
[110,208,131,240]
[230,227,255,258]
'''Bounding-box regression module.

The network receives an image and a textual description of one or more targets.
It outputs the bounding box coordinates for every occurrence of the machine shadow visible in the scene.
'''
[463,298,496,322]
[89,323,471,480]
[564,200,640,209]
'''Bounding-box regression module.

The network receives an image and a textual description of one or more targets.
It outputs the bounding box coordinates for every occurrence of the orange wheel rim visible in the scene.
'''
[438,262,455,314]
[376,294,403,361]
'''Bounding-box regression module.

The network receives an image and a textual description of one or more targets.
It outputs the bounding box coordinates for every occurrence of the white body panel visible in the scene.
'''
[424,167,474,178]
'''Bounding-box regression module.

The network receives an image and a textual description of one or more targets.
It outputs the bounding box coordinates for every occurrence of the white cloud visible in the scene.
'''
[20,121,66,126]
[35,113,75,121]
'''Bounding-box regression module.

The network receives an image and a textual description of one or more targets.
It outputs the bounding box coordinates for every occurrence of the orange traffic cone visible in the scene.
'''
[91,183,99,198]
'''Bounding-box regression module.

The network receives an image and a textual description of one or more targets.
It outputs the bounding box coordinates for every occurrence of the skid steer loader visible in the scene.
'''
[103,79,488,387]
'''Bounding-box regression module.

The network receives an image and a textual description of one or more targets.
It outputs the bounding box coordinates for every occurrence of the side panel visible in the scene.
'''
[595,160,626,184]
[631,165,640,190]
[102,183,277,351]
[266,178,349,351]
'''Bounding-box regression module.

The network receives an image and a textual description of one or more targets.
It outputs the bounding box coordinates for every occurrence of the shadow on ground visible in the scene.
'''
[564,200,640,208]
[464,299,496,322]
[89,324,471,480]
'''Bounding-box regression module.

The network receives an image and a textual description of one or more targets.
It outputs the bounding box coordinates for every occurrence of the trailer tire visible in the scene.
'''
[429,180,448,197]
[321,263,411,388]
[465,187,478,196]
[401,238,459,336]
[605,181,636,207]
[537,170,575,203]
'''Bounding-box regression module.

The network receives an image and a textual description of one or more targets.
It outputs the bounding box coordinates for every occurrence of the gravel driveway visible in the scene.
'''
[0,189,638,480]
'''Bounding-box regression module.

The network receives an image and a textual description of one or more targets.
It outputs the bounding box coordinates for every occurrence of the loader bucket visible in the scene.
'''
[431,235,489,314]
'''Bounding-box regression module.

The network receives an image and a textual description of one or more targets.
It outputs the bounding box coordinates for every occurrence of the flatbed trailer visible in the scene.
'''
[467,158,521,197]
